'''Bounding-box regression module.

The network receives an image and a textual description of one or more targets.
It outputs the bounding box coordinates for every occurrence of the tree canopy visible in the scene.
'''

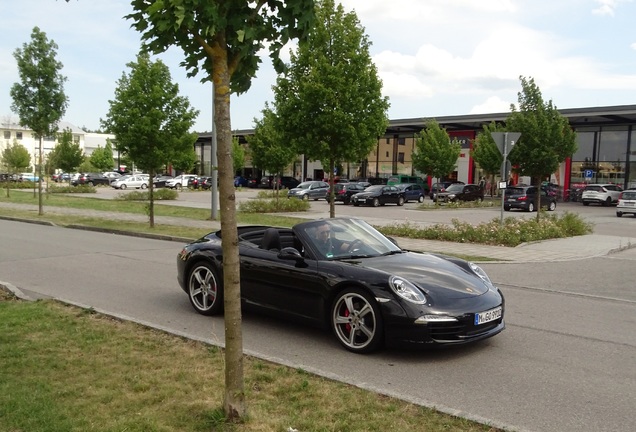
[272,0,389,217]
[1,141,31,197]
[89,140,115,172]
[412,120,461,184]
[101,52,199,227]
[48,128,85,178]
[473,121,506,196]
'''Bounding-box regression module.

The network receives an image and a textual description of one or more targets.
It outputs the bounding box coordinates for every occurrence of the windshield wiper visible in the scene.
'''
[381,250,404,256]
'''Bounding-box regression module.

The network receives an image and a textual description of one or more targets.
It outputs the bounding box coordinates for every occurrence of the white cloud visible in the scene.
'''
[469,96,513,114]
[592,0,631,16]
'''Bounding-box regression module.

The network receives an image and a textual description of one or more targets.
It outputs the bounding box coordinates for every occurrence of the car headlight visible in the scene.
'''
[389,276,427,304]
[469,262,494,288]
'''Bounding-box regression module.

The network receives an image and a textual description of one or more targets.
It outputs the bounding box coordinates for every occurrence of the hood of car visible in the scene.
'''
[345,252,490,299]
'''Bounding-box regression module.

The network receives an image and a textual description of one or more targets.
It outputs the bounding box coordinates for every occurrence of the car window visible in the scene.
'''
[585,185,603,192]
[622,191,636,199]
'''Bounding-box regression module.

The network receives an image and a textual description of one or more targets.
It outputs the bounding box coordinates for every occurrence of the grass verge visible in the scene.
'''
[0,290,501,432]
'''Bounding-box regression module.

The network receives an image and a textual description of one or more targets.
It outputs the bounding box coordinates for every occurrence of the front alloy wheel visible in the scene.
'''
[187,262,223,316]
[331,288,383,353]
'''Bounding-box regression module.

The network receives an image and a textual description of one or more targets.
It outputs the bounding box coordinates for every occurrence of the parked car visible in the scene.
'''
[434,183,483,203]
[103,171,122,182]
[153,174,174,188]
[504,186,557,212]
[429,181,465,200]
[616,190,636,217]
[166,174,198,190]
[247,177,260,188]
[395,183,426,203]
[177,217,505,353]
[234,176,248,187]
[326,183,366,205]
[198,176,215,190]
[387,175,428,192]
[19,172,40,182]
[581,183,623,206]
[259,175,300,190]
[351,185,405,207]
[287,180,330,200]
[111,174,148,190]
[72,172,110,187]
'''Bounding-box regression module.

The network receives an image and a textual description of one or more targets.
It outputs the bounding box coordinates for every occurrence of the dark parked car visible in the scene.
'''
[234,176,248,187]
[395,183,426,203]
[504,186,557,212]
[429,181,465,200]
[71,172,110,187]
[247,177,260,188]
[176,217,505,353]
[326,183,366,205]
[287,180,329,200]
[259,175,300,190]
[153,174,174,188]
[351,185,405,207]
[434,183,483,203]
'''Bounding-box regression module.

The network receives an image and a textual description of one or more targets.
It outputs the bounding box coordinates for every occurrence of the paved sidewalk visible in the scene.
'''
[1,201,635,263]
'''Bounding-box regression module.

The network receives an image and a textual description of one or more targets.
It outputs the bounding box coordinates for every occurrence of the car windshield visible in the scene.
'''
[585,185,603,192]
[622,191,636,199]
[296,218,402,260]
[296,182,313,189]
[365,185,384,193]
[445,184,464,192]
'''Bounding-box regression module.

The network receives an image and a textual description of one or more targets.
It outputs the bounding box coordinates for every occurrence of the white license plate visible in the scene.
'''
[507,198,516,202]
[474,306,502,325]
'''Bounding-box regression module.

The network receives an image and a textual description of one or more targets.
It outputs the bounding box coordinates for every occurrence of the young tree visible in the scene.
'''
[1,141,31,197]
[412,120,462,202]
[89,140,115,172]
[49,128,85,183]
[506,76,577,218]
[127,1,315,419]
[102,53,199,228]
[247,106,298,200]
[273,0,390,218]
[10,26,68,215]
[473,122,506,197]
[232,137,245,177]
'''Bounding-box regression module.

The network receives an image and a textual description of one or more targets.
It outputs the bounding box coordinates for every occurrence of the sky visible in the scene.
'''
[2,0,636,133]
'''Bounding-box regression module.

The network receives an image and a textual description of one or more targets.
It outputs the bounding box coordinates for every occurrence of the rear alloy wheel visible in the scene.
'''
[187,262,223,316]
[418,195,424,203]
[141,183,147,189]
[527,202,535,212]
[87,181,94,187]
[302,194,309,201]
[548,201,556,211]
[372,198,380,207]
[331,288,383,353]
[604,197,612,206]
[397,196,405,206]
[120,184,127,190]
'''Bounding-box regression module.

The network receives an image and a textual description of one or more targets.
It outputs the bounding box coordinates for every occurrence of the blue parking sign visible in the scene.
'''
[584,169,594,179]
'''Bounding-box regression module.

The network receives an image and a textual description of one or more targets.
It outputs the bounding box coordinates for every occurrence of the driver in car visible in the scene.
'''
[312,221,354,258]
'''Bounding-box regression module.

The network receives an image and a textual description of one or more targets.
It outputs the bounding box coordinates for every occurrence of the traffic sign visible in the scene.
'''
[584,169,594,179]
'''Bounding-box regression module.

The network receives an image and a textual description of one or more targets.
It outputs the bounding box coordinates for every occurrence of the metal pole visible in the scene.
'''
[210,82,218,220]
[500,132,508,226]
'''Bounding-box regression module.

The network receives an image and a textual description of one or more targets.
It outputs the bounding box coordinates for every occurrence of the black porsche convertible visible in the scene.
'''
[177,218,505,353]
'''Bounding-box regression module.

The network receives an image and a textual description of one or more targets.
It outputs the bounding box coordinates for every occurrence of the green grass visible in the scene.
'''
[0,289,502,432]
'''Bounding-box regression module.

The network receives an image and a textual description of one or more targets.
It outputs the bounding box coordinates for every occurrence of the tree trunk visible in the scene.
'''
[38,136,43,215]
[214,51,245,420]
[329,159,335,219]
[149,167,155,228]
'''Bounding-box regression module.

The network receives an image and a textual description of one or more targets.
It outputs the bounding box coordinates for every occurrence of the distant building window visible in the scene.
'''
[73,135,80,144]
[386,151,389,157]
[386,138,390,144]
[398,138,405,145]
[44,135,55,141]
[16,132,22,140]
[3,131,10,139]
[398,152,405,163]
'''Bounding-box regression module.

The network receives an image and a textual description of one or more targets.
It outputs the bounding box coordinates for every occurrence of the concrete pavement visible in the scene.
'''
[1,200,635,263]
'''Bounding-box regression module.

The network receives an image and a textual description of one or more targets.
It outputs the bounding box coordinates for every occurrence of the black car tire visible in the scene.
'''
[120,184,127,190]
[353,202,360,206]
[187,262,223,316]
[604,197,612,206]
[583,201,590,206]
[397,196,405,206]
[302,194,309,201]
[617,212,623,217]
[527,202,535,212]
[87,181,94,187]
[504,204,511,211]
[548,201,556,211]
[343,197,351,205]
[418,195,424,203]
[331,288,383,353]
[141,183,147,189]
[372,198,380,207]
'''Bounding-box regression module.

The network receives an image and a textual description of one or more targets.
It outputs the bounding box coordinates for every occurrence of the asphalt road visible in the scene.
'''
[1,218,635,432]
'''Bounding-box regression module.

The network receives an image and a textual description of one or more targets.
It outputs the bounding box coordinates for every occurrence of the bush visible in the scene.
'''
[378,212,593,247]
[239,197,310,213]
[48,184,97,194]
[115,188,178,201]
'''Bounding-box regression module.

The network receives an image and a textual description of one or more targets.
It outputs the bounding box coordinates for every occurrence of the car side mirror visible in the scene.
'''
[278,247,304,261]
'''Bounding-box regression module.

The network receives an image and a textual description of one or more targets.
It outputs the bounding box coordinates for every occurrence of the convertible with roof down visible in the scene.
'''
[177,218,505,353]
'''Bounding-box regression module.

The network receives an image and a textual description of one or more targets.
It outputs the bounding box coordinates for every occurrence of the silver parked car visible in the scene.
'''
[616,190,636,217]
[287,180,329,200]
[581,183,623,206]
